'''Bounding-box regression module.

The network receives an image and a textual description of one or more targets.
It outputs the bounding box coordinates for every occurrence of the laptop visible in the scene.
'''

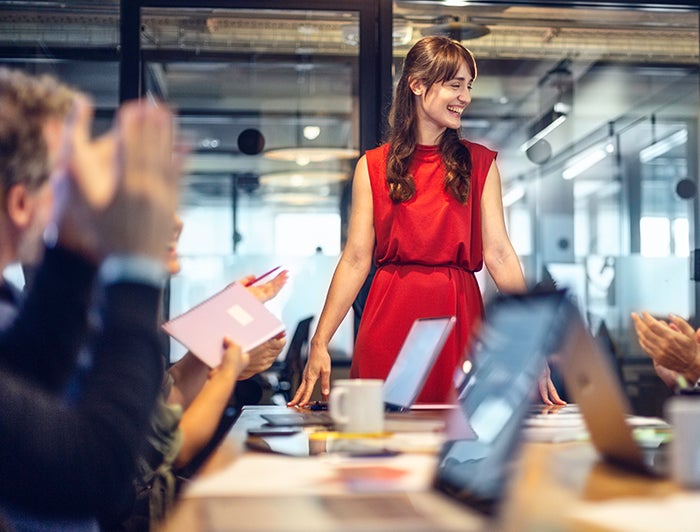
[433,289,572,514]
[383,315,458,411]
[198,290,572,529]
[261,315,456,426]
[558,299,672,476]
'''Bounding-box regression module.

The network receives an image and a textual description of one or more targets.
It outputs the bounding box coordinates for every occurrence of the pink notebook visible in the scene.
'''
[162,282,285,367]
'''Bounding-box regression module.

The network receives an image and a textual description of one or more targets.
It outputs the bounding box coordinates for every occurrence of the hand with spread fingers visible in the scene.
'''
[240,269,289,303]
[51,97,180,266]
[96,100,180,261]
[632,311,700,387]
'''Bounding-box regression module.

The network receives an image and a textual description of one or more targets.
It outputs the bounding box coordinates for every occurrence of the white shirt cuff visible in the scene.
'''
[99,254,167,288]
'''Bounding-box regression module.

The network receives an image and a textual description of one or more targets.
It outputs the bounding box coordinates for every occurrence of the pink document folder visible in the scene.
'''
[162,282,285,367]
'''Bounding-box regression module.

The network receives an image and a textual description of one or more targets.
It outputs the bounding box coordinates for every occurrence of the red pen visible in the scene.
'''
[244,265,282,287]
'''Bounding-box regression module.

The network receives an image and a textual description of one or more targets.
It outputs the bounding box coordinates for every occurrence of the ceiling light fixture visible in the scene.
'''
[263,192,335,206]
[639,128,687,164]
[259,171,349,188]
[200,137,220,149]
[303,125,321,140]
[502,184,525,207]
[421,17,490,41]
[562,142,615,180]
[520,102,569,152]
[263,147,359,166]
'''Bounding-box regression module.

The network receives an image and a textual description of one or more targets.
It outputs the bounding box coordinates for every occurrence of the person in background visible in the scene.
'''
[0,70,221,529]
[166,216,287,472]
[290,36,564,407]
[115,215,288,531]
[632,311,700,390]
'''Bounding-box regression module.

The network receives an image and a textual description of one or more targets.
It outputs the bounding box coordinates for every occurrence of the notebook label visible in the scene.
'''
[227,304,253,326]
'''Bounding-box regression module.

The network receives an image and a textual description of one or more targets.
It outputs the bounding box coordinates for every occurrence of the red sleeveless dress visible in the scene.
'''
[350,140,496,403]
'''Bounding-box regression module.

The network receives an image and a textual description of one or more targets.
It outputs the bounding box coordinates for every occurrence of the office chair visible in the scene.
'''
[269,315,314,404]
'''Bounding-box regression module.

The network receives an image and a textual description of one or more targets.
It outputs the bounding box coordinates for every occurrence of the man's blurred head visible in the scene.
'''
[0,68,76,266]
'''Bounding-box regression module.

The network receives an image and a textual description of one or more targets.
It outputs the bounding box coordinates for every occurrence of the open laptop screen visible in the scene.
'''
[433,290,570,514]
[383,316,456,411]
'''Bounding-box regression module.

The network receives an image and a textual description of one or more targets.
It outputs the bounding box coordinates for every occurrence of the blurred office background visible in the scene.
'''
[1,0,698,413]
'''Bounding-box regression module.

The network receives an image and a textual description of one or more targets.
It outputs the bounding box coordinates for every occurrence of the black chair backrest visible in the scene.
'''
[281,316,314,397]
[595,319,624,381]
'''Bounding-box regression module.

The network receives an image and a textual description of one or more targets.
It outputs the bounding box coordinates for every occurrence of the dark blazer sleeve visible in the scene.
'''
[0,279,164,518]
[0,246,96,392]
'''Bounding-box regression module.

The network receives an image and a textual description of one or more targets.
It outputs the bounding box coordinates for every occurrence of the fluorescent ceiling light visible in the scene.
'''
[639,129,687,164]
[502,185,525,207]
[574,180,621,200]
[259,171,348,188]
[461,118,491,129]
[263,192,334,206]
[264,147,359,166]
[520,104,569,152]
[562,142,614,180]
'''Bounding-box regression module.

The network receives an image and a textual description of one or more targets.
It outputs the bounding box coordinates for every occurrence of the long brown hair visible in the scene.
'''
[385,36,477,204]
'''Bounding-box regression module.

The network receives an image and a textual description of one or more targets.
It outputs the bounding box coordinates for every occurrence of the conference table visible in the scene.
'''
[160,405,692,532]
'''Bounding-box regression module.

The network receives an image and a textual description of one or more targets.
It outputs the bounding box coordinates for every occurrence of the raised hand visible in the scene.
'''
[214,337,251,383]
[50,97,182,265]
[241,270,289,303]
[632,311,700,382]
[49,95,117,260]
[96,100,180,261]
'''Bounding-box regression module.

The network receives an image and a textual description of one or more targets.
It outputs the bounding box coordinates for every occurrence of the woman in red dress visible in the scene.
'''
[290,36,564,406]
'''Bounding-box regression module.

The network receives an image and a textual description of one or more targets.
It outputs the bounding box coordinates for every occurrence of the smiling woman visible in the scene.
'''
[290,35,565,408]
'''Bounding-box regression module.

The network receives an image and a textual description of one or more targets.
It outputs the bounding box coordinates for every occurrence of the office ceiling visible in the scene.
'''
[0,2,697,208]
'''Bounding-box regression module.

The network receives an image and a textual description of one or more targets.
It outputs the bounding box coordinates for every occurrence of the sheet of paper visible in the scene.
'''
[521,405,589,443]
[184,453,438,498]
[568,493,700,531]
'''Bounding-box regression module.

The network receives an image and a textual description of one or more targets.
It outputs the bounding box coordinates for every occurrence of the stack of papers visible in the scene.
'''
[521,404,589,443]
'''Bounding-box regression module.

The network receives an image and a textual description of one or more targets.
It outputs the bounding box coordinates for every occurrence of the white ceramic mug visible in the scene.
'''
[666,396,700,488]
[329,379,384,434]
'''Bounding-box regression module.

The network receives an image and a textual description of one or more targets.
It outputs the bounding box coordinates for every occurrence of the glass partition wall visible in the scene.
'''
[139,7,366,362]
[392,2,699,362]
[0,1,387,364]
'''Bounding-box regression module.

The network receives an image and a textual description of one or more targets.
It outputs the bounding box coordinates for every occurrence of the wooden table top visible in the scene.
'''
[160,406,684,532]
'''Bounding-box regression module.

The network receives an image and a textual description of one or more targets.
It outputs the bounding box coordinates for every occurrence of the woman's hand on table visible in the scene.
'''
[288,342,331,406]
[538,361,566,406]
